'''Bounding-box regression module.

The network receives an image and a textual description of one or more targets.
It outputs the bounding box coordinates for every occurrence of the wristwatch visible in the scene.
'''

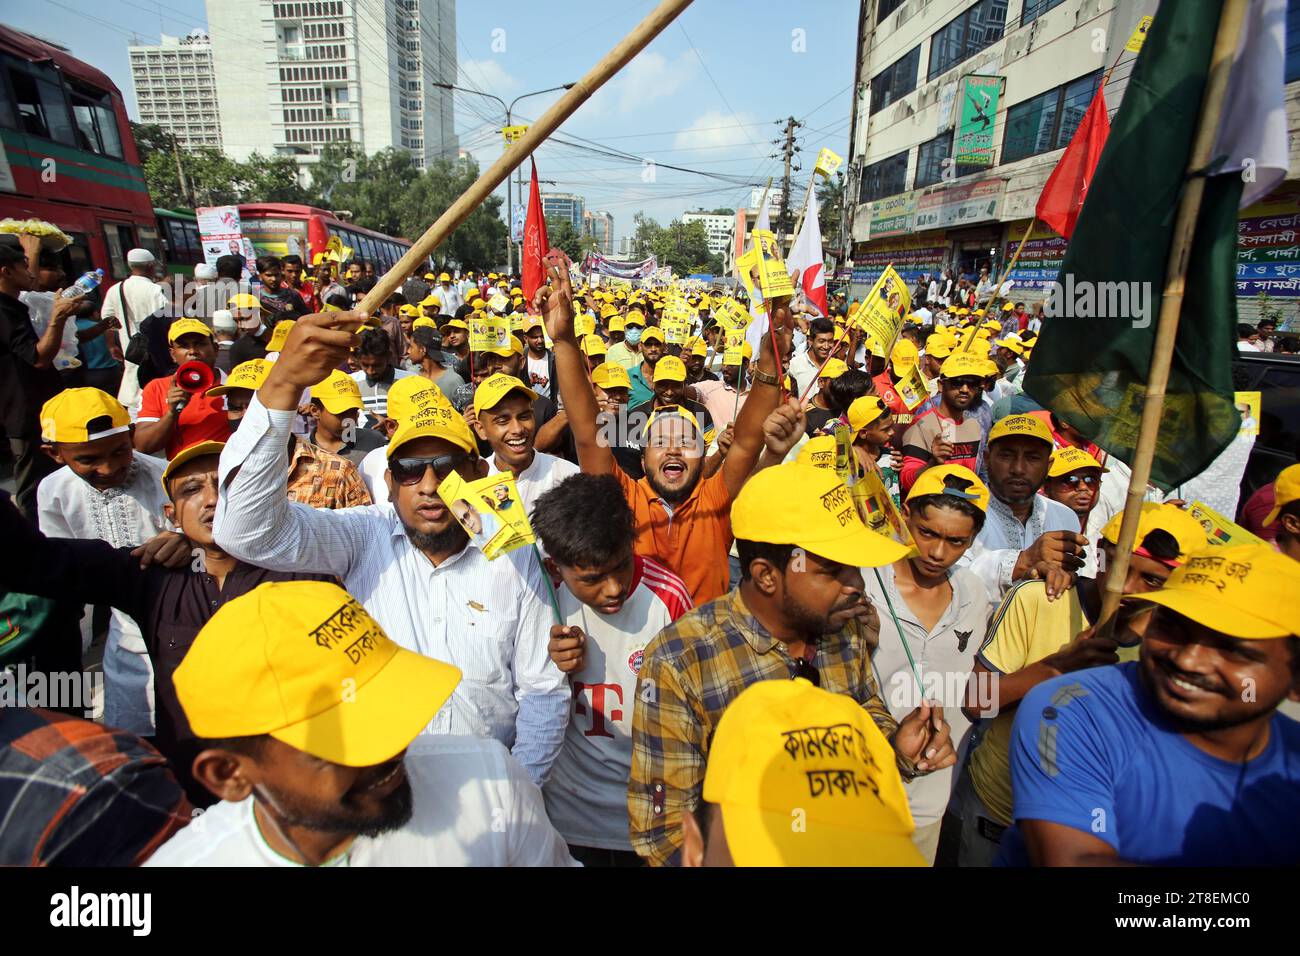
[750,366,780,387]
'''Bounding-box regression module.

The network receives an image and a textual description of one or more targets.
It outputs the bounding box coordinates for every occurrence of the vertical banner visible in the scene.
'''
[954,75,1002,167]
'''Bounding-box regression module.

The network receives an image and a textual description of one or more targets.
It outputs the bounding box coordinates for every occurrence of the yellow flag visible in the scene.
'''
[1124,15,1153,53]
[815,147,842,178]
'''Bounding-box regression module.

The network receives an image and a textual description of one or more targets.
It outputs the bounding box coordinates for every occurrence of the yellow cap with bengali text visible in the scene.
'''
[309,369,365,415]
[40,388,130,444]
[207,358,272,396]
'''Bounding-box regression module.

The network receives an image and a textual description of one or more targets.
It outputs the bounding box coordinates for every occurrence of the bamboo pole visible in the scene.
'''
[357,0,696,315]
[1097,0,1250,632]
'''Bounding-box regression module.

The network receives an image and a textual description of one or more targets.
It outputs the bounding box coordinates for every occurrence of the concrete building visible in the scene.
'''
[583,209,615,254]
[205,0,457,176]
[128,31,222,149]
[682,211,734,260]
[541,192,585,232]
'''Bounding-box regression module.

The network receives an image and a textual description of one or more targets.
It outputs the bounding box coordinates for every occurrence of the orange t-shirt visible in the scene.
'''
[612,466,733,606]
[138,371,232,460]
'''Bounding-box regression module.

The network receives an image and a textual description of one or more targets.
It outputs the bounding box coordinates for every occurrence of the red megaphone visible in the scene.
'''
[174,360,215,412]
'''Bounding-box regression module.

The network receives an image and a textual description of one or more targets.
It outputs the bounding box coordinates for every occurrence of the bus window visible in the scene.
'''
[183,221,202,264]
[57,233,94,282]
[138,224,162,263]
[103,223,135,278]
[67,81,124,159]
[8,63,75,146]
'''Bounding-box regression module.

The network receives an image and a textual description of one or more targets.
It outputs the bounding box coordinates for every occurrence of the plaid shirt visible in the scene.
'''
[628,587,899,866]
[287,436,374,510]
[0,708,191,865]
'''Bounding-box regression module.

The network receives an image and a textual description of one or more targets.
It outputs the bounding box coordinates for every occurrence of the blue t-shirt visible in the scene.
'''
[76,316,120,370]
[999,662,1300,866]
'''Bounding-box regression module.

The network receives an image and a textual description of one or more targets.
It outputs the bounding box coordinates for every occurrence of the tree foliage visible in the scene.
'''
[631,213,716,275]
[135,123,307,207]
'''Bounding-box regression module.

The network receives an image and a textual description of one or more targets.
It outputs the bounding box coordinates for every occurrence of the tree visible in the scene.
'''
[631,211,661,260]
[545,217,585,261]
[649,219,713,276]
[817,172,845,248]
[400,156,507,272]
[706,207,735,216]
[309,144,419,235]
[132,122,307,207]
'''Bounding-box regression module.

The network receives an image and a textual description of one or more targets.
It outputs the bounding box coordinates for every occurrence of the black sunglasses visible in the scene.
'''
[390,452,469,486]
[1057,474,1100,489]
[792,657,821,687]
[945,376,984,389]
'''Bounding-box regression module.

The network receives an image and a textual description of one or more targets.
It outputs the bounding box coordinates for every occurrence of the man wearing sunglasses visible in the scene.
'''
[899,351,991,495]
[212,312,570,788]
[1042,446,1107,573]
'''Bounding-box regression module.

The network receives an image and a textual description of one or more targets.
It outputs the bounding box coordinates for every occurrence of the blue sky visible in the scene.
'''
[11,1,858,241]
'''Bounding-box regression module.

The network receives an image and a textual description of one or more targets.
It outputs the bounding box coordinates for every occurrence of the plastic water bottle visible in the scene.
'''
[60,268,103,298]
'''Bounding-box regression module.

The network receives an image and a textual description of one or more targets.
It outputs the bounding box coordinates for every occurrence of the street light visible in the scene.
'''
[433,81,575,274]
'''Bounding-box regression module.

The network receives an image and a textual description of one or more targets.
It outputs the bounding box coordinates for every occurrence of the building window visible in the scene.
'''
[1020,0,1065,26]
[1288,0,1300,83]
[928,0,1008,81]
[1001,70,1101,164]
[877,0,905,22]
[869,46,920,115]
[914,131,984,188]
[858,150,909,203]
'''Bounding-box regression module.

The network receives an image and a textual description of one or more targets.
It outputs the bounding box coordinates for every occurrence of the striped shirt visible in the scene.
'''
[350,367,416,421]
[628,586,901,866]
[544,557,691,851]
[214,395,570,786]
[0,708,191,866]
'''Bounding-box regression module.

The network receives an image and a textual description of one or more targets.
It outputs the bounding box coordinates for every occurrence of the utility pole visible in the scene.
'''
[775,116,803,246]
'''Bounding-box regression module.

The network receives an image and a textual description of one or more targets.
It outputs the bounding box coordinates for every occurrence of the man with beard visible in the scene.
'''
[0,442,329,805]
[547,252,789,606]
[899,351,991,493]
[959,502,1208,866]
[143,580,575,866]
[997,544,1300,866]
[630,462,959,866]
[212,313,569,787]
[253,256,309,321]
[964,414,1088,602]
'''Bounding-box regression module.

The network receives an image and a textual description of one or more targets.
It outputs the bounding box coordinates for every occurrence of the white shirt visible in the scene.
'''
[543,556,691,850]
[214,396,570,786]
[438,283,465,313]
[913,306,933,324]
[145,735,577,867]
[787,349,821,400]
[864,563,989,827]
[962,493,1080,602]
[100,275,167,340]
[486,451,579,515]
[358,444,391,507]
[525,353,552,399]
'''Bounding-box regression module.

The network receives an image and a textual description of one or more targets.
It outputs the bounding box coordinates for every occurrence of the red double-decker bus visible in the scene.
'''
[237,203,422,274]
[0,25,157,280]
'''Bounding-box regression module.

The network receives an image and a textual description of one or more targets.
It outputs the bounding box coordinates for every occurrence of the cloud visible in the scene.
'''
[581,49,698,118]
[672,109,765,156]
[458,59,517,102]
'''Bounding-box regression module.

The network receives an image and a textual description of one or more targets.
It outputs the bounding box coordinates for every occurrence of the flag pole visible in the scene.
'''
[356,0,696,316]
[1096,0,1250,634]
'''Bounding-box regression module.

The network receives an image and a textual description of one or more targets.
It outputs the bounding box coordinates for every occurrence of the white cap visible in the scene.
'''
[195,263,217,280]
[126,248,156,265]
[211,309,237,332]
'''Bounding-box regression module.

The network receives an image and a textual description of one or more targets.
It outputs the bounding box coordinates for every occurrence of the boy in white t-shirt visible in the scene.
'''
[534,473,692,866]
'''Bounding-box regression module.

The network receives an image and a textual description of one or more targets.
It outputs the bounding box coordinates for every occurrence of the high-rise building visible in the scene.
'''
[205,0,457,175]
[128,31,222,149]
[540,192,585,232]
[681,211,733,259]
[583,209,614,254]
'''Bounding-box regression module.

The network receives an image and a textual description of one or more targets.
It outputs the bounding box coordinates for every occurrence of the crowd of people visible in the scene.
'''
[1,232,1298,869]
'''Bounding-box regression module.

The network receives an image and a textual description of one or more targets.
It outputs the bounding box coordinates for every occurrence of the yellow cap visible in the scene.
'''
[399,304,420,317]
[863,335,886,359]
[624,310,646,327]
[1002,302,1015,311]
[795,434,837,470]
[40,388,130,444]
[419,295,442,309]
[385,376,451,422]
[926,339,953,360]
[653,355,687,383]
[982,318,999,330]
[607,315,626,333]
[645,404,702,438]
[988,414,1054,447]
[227,293,260,311]
[641,326,664,343]
[266,320,296,352]
[423,272,437,281]
[731,463,910,567]
[1101,501,1210,563]
[581,334,607,356]
[702,678,923,867]
[599,304,619,320]
[688,337,708,358]
[521,315,543,333]
[439,272,451,282]
[160,439,225,495]
[309,369,365,415]
[207,358,272,396]
[482,333,524,358]
[473,373,538,415]
[847,395,889,434]
[174,581,462,766]
[1047,445,1107,478]
[1126,544,1300,638]
[591,362,631,391]
[819,358,849,380]
[891,339,919,373]
[439,318,469,332]
[167,318,214,344]
[905,464,989,512]
[939,351,996,379]
[1263,463,1300,525]
[387,401,476,458]
[992,335,1025,355]
[412,316,439,331]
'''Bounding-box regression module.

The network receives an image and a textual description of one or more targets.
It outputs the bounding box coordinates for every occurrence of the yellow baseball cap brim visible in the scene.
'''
[1127,588,1291,640]
[795,521,910,569]
[161,440,225,492]
[720,802,925,867]
[387,409,476,458]
[316,394,363,415]
[271,647,461,766]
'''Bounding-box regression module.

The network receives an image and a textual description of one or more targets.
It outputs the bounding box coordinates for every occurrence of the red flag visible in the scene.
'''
[521,159,549,308]
[1034,87,1111,239]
